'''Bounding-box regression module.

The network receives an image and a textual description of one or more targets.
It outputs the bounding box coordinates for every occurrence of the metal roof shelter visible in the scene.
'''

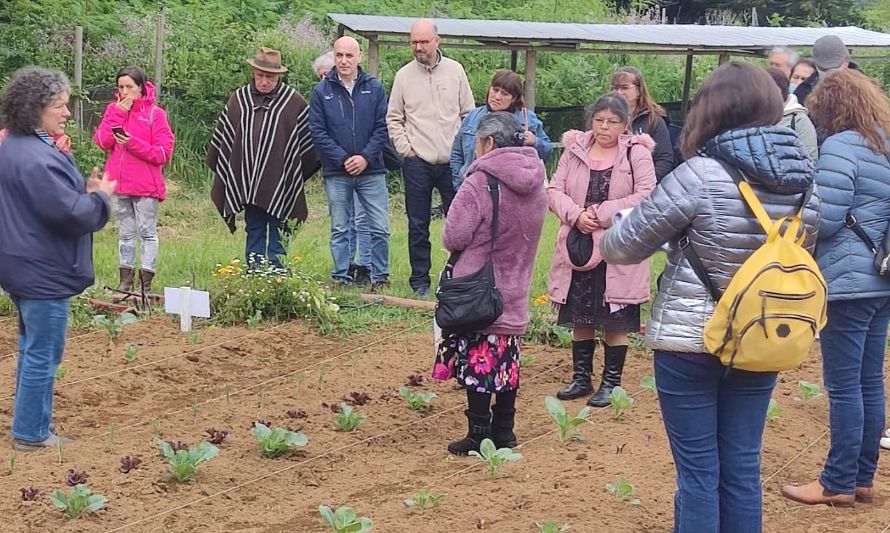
[330,13,890,113]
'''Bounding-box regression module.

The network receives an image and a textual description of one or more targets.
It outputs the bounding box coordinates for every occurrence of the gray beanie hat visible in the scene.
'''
[812,35,850,71]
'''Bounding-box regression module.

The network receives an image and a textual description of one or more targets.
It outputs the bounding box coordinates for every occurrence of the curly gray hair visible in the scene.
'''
[0,67,70,134]
[312,51,335,78]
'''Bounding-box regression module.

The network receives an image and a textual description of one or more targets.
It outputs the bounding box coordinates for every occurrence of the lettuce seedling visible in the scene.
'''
[319,505,373,533]
[606,476,640,505]
[403,490,444,510]
[204,428,230,445]
[639,376,657,396]
[796,381,823,403]
[119,456,142,474]
[469,438,522,477]
[545,396,591,442]
[334,403,366,432]
[155,438,218,482]
[65,469,89,487]
[608,387,634,420]
[51,484,107,518]
[536,521,571,533]
[345,391,372,406]
[406,374,424,387]
[250,422,308,458]
[399,386,436,412]
[286,409,308,420]
[20,487,43,501]
[766,399,782,422]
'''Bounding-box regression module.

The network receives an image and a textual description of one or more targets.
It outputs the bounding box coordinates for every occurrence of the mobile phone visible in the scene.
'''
[112,126,126,136]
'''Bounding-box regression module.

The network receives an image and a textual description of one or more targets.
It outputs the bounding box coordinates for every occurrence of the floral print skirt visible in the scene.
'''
[432,333,522,393]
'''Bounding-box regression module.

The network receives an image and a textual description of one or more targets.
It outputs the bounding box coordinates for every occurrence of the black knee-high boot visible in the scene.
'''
[557,339,595,400]
[448,390,491,456]
[491,389,517,449]
[587,343,628,407]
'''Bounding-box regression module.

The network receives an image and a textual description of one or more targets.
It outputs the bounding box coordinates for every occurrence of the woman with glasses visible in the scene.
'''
[547,92,656,407]
[611,67,674,181]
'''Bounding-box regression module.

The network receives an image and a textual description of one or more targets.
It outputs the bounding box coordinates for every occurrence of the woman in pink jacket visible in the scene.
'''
[547,92,656,407]
[94,67,174,298]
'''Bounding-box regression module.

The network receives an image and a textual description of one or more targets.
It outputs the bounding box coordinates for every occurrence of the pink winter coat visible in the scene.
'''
[546,130,656,306]
[93,81,173,200]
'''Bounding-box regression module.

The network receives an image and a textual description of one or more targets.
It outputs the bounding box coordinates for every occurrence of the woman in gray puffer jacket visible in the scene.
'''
[602,63,820,533]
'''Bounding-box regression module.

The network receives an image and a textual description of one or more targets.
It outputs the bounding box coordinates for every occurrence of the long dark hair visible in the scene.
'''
[116,66,148,96]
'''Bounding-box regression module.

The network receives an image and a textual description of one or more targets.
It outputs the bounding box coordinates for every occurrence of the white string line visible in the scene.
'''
[0,329,104,361]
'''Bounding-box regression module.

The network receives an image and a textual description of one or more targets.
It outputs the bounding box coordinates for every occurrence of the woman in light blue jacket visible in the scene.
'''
[782,69,890,508]
[450,69,552,189]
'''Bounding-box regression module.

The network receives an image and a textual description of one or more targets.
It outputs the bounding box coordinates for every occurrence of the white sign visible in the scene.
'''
[164,286,210,332]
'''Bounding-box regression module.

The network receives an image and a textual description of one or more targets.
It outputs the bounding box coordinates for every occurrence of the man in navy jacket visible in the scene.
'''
[309,36,391,289]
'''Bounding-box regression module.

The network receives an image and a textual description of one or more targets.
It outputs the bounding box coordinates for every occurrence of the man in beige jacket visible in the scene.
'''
[387,18,475,296]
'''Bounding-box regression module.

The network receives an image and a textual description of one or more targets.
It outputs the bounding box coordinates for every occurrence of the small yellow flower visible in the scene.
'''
[533,294,550,306]
[292,256,302,263]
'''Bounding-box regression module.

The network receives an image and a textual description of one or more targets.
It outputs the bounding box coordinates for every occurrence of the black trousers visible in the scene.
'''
[402,156,455,291]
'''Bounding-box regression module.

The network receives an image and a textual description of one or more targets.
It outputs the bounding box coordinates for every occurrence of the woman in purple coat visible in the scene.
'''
[432,112,549,455]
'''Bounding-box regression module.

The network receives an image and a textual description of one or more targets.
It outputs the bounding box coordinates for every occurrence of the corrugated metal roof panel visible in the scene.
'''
[329,13,890,49]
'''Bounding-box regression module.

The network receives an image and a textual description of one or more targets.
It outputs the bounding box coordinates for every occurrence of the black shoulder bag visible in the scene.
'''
[844,153,890,277]
[435,174,504,333]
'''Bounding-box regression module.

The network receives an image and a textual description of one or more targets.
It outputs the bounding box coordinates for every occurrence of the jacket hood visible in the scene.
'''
[561,129,656,157]
[116,81,157,111]
[467,146,545,195]
[784,94,809,116]
[324,67,374,87]
[703,126,814,194]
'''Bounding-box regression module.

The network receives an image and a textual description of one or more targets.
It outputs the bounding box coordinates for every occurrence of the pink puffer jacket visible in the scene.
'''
[93,81,174,200]
[546,130,656,306]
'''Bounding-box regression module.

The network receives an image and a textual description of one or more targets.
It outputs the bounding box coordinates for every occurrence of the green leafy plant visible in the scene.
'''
[519,354,536,367]
[403,490,444,510]
[469,438,523,477]
[399,386,436,412]
[608,386,634,420]
[92,312,138,343]
[766,399,782,422]
[250,422,308,458]
[50,484,107,518]
[123,345,141,364]
[537,521,571,533]
[640,376,657,396]
[334,403,366,432]
[545,396,591,442]
[55,365,68,381]
[796,381,823,403]
[319,505,373,532]
[155,438,219,481]
[606,476,640,505]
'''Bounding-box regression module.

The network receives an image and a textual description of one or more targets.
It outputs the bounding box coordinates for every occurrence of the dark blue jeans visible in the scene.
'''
[244,205,287,270]
[655,352,777,533]
[402,157,454,291]
[819,297,890,494]
[11,296,69,442]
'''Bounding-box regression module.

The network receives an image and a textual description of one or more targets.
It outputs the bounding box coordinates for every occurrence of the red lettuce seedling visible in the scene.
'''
[65,470,89,487]
[170,441,190,453]
[250,419,273,430]
[406,374,425,387]
[20,487,43,501]
[286,409,308,419]
[119,456,142,474]
[204,428,230,445]
[345,392,371,406]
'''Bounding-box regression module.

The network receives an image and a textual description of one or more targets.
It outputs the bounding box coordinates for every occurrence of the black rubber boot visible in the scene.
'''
[112,266,135,302]
[556,339,595,400]
[587,344,628,407]
[491,389,517,449]
[447,409,491,456]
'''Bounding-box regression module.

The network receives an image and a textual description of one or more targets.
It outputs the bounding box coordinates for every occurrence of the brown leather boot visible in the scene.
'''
[856,486,875,504]
[112,266,135,302]
[781,480,855,507]
[138,269,155,296]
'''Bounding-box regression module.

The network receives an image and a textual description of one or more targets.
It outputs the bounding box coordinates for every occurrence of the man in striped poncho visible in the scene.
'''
[207,47,319,271]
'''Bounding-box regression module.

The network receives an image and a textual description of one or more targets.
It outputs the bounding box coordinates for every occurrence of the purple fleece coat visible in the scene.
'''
[441,146,548,335]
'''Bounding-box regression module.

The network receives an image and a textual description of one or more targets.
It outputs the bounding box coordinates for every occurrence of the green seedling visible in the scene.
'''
[319,505,373,533]
[537,521,571,533]
[608,386,634,420]
[766,399,782,422]
[57,439,64,464]
[190,403,199,425]
[399,386,436,412]
[403,490,444,510]
[606,476,640,505]
[334,403,366,432]
[188,331,201,344]
[469,438,523,477]
[51,484,107,519]
[796,381,823,403]
[296,370,308,392]
[224,384,231,407]
[258,388,266,410]
[519,354,536,367]
[9,451,16,473]
[640,376,657,396]
[545,396,591,442]
[55,365,68,381]
[250,422,308,458]
[318,364,329,391]
[246,309,263,328]
[92,312,138,343]
[351,353,360,379]
[123,345,140,364]
[155,438,219,482]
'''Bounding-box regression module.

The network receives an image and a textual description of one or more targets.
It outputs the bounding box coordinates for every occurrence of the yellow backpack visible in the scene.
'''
[682,164,826,372]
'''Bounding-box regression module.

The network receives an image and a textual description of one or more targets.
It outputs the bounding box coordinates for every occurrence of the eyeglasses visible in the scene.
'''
[410,40,432,47]
[611,84,637,91]
[593,118,625,128]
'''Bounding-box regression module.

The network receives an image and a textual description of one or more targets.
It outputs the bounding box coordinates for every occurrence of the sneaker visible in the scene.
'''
[352,265,371,287]
[331,277,353,288]
[413,286,430,298]
[14,433,74,452]
[371,278,390,292]
[881,437,890,451]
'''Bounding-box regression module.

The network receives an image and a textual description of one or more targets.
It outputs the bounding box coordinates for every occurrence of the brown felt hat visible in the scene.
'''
[247,47,288,74]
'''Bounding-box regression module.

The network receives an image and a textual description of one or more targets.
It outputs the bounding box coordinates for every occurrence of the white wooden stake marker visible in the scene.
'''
[164,286,210,332]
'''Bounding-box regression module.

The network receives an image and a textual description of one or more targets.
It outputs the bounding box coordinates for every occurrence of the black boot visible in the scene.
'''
[587,344,628,407]
[556,339,595,400]
[491,389,517,449]
[447,409,491,456]
[112,266,135,302]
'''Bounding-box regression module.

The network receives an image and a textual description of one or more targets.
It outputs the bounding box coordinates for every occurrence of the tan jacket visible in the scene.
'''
[386,54,475,165]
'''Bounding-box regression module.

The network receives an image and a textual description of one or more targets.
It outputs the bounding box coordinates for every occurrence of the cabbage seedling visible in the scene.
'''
[519,354,536,367]
[545,396,591,442]
[399,386,436,412]
[608,387,634,420]
[123,345,140,364]
[334,403,366,432]
[319,505,373,533]
[469,438,522,477]
[92,312,138,343]
[155,438,218,482]
[55,365,68,381]
[51,484,107,518]
[250,422,308,458]
[536,521,571,533]
[766,399,782,422]
[640,376,657,396]
[403,490,444,510]
[606,476,640,505]
[796,381,823,403]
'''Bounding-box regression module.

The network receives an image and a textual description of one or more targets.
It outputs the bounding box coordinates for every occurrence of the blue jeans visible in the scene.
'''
[348,191,372,268]
[819,297,890,494]
[244,205,287,270]
[324,174,390,283]
[655,352,777,533]
[11,296,70,443]
[402,157,454,291]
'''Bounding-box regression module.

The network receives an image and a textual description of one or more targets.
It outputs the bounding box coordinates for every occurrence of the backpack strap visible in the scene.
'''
[626,145,634,184]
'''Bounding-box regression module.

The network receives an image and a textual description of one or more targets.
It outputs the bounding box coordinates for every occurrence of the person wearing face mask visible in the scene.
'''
[610,67,674,181]
[767,67,818,161]
[449,70,552,190]
[789,59,816,96]
[94,67,174,300]
[207,47,319,272]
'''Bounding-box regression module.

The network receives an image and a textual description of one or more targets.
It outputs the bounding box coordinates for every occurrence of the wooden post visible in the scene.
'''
[368,35,380,77]
[154,14,164,103]
[681,53,694,117]
[74,26,83,128]
[524,48,537,111]
[510,50,518,72]
[718,52,731,66]
[337,24,346,38]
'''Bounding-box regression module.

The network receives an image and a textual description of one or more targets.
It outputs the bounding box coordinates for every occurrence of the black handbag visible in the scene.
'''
[844,153,890,277]
[566,227,594,267]
[435,173,504,333]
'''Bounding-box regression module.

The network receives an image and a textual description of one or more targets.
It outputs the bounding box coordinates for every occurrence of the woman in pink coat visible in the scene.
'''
[547,92,656,407]
[94,67,174,299]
